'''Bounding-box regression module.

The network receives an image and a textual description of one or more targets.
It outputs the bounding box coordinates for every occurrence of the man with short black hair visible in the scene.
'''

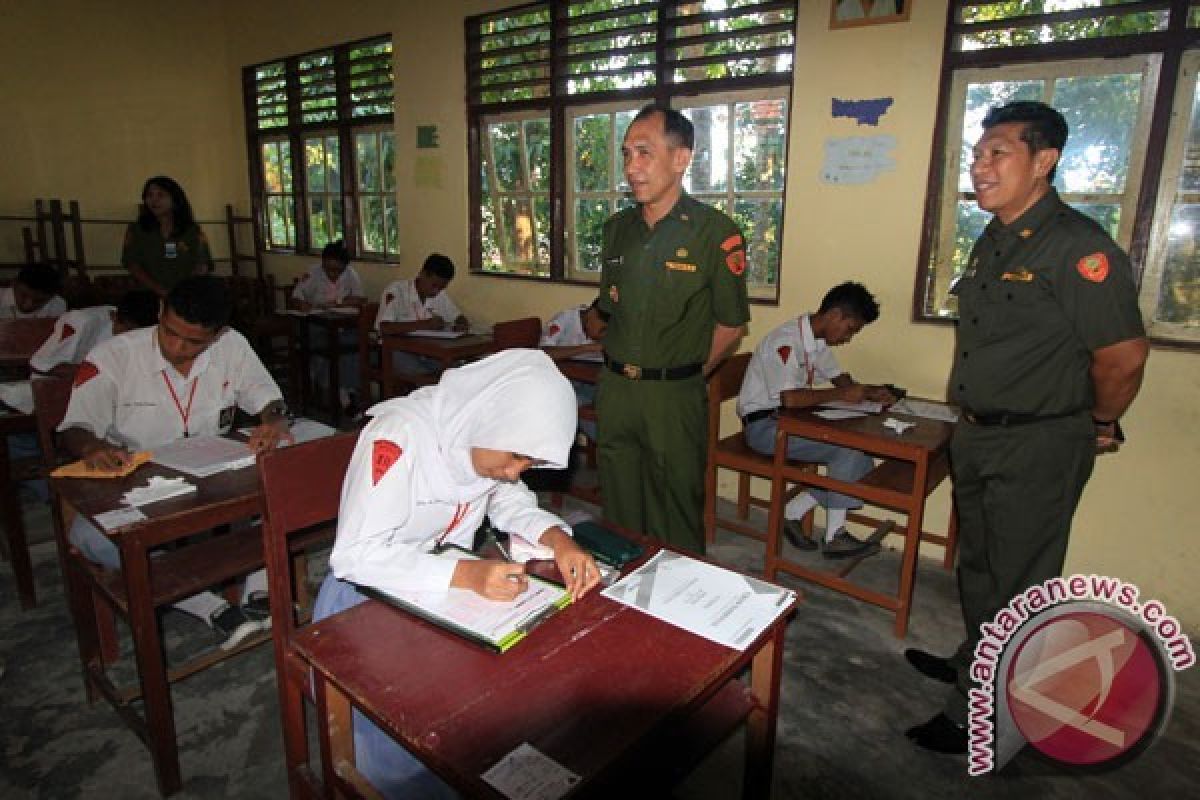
[738,281,896,558]
[60,275,291,650]
[375,253,470,376]
[904,101,1148,754]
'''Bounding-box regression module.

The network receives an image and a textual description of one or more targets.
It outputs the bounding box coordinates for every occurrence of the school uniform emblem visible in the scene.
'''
[777,345,792,364]
[720,233,746,275]
[547,323,560,336]
[1076,252,1110,283]
[60,323,76,341]
[74,361,99,387]
[372,439,403,485]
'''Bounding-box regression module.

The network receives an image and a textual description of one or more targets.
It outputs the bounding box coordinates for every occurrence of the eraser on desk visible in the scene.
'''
[883,417,915,435]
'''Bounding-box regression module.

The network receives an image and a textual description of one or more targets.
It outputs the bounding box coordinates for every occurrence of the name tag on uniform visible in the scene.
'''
[164,241,178,259]
[665,261,697,272]
[1001,268,1034,282]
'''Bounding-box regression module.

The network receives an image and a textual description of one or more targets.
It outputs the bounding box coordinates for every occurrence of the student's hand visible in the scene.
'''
[248,419,293,453]
[541,527,601,600]
[583,341,604,353]
[82,442,133,472]
[454,559,529,601]
[863,385,898,405]
[839,383,869,404]
[452,317,469,333]
[426,314,446,331]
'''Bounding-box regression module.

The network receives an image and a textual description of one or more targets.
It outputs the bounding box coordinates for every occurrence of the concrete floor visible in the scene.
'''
[2,495,1198,799]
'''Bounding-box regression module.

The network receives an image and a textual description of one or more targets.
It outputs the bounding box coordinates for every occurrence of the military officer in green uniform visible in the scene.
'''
[595,105,750,554]
[905,102,1149,753]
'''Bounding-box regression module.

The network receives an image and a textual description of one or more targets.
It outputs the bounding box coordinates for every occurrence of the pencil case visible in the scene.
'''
[571,521,643,567]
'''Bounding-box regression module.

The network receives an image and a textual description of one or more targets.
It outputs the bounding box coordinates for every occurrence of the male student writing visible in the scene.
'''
[737,281,897,558]
[374,253,468,376]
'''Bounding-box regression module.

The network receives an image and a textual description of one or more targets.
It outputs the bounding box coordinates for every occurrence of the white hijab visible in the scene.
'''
[365,349,577,503]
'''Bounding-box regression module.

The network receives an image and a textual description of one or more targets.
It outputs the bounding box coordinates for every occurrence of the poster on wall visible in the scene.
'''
[820,136,897,185]
[830,0,912,30]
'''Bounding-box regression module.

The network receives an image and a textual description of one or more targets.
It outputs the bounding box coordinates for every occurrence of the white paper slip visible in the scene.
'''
[883,417,916,435]
[238,417,336,446]
[568,351,604,363]
[482,742,581,800]
[814,409,866,420]
[151,435,256,478]
[121,476,197,507]
[820,399,883,413]
[890,398,960,422]
[602,551,795,651]
[94,506,147,531]
[404,329,468,339]
[0,380,33,414]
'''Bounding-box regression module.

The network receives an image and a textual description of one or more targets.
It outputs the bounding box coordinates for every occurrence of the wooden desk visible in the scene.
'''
[765,406,956,638]
[555,355,601,384]
[283,310,359,425]
[379,332,496,393]
[294,537,795,798]
[51,461,266,796]
[0,317,57,608]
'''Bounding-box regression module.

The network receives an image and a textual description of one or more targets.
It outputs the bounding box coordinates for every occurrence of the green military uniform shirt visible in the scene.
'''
[121,222,213,293]
[949,189,1144,417]
[597,193,750,367]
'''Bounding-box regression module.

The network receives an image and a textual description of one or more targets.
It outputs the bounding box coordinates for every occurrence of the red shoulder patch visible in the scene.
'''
[1076,252,1110,283]
[372,439,403,486]
[74,361,99,387]
[725,250,746,276]
[777,345,792,364]
[547,323,560,336]
[60,323,76,341]
[720,234,744,253]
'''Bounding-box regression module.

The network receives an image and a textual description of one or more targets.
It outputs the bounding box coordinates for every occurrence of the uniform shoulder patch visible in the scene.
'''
[777,345,792,364]
[720,233,744,253]
[60,322,76,341]
[725,250,746,276]
[74,361,99,387]
[372,439,403,485]
[1076,252,1110,283]
[547,323,560,336]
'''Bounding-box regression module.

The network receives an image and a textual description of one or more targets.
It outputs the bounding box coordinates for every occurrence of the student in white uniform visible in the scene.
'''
[312,348,600,798]
[59,276,292,650]
[292,239,367,416]
[539,299,608,441]
[0,264,66,319]
[374,253,469,376]
[737,282,897,559]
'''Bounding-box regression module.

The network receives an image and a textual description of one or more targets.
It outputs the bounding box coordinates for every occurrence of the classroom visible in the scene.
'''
[1,1,1197,798]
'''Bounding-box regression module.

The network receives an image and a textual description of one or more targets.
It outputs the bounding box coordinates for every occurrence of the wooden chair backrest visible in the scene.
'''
[493,316,542,350]
[31,371,75,469]
[0,317,56,363]
[706,352,751,448]
[257,430,359,639]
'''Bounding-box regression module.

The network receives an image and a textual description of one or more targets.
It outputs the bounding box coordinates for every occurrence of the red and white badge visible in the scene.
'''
[372,439,403,485]
[1076,252,1110,283]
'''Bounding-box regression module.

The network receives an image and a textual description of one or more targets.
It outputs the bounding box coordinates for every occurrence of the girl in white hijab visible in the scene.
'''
[313,348,599,799]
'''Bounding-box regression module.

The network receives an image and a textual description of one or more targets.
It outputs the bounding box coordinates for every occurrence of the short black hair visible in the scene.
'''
[817,282,880,324]
[137,175,197,237]
[16,264,62,296]
[322,239,350,265]
[165,275,231,331]
[632,104,694,150]
[421,253,455,282]
[115,289,160,328]
[587,296,611,323]
[982,101,1068,182]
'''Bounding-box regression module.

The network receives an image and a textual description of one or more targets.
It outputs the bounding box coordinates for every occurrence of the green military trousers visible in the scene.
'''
[943,413,1096,724]
[595,369,707,553]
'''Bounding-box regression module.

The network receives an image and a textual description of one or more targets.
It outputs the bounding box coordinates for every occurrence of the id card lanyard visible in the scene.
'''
[162,371,199,437]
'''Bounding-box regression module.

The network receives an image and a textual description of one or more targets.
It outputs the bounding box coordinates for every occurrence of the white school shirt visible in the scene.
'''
[0,288,66,319]
[29,306,115,374]
[374,279,462,332]
[60,325,282,451]
[539,305,593,347]
[736,314,843,419]
[291,263,364,307]
[330,411,568,596]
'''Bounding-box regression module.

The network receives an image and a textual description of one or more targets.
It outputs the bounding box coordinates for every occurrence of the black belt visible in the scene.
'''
[962,409,1081,427]
[605,357,702,381]
[741,409,776,426]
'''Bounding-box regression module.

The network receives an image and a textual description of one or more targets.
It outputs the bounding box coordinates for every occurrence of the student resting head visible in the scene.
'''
[14,264,63,314]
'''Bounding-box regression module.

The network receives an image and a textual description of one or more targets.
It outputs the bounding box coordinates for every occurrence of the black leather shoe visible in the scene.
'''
[905,713,967,754]
[904,648,957,684]
[782,519,817,551]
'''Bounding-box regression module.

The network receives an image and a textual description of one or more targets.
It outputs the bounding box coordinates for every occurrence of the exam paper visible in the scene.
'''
[814,409,867,421]
[238,417,336,446]
[94,506,147,531]
[820,399,883,413]
[121,475,196,506]
[404,329,468,339]
[482,742,580,800]
[151,435,255,478]
[890,398,959,423]
[602,551,795,651]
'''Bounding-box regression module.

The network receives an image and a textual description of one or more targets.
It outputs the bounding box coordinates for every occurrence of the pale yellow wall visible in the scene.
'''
[0,1,245,268]
[6,1,1196,629]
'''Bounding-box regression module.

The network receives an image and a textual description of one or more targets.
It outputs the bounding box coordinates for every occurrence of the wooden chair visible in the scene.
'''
[258,430,359,798]
[492,316,542,349]
[703,352,813,547]
[356,302,386,404]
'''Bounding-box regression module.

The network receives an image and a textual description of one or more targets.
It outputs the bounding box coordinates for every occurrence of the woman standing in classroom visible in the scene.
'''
[122,175,214,297]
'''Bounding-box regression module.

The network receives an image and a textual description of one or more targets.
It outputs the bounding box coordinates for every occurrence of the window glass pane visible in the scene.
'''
[1073,204,1121,239]
[735,99,787,192]
[360,196,384,252]
[1159,204,1200,325]
[306,138,326,192]
[936,202,992,317]
[734,197,782,294]
[309,196,330,249]
[489,122,525,191]
[326,135,341,192]
[959,81,1044,192]
[574,198,610,272]
[357,132,381,191]
[500,196,538,270]
[280,140,293,191]
[266,196,294,248]
[382,132,396,192]
[575,114,612,192]
[533,196,551,269]
[385,196,399,255]
[1054,73,1142,194]
[524,118,550,191]
[262,143,282,193]
[684,105,729,194]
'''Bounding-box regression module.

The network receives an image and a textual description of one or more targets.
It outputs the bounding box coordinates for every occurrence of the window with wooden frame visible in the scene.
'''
[917,1,1200,346]
[243,35,395,259]
[467,0,797,302]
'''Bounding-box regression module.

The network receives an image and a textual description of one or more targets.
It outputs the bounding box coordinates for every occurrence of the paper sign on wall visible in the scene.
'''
[821,135,897,185]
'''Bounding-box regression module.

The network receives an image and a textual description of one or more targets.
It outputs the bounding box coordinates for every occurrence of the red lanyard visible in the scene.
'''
[433,503,471,551]
[161,371,199,437]
[802,348,815,388]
